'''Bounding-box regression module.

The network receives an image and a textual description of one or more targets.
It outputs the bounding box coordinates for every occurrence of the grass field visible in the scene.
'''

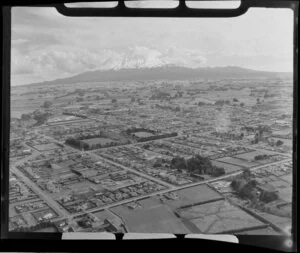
[179,199,265,234]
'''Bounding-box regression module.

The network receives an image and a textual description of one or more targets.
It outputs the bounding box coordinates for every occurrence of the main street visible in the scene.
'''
[50,157,291,222]
[12,128,291,224]
[11,153,70,219]
[88,151,175,188]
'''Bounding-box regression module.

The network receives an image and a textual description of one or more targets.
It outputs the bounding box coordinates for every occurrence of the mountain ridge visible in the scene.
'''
[24,66,292,87]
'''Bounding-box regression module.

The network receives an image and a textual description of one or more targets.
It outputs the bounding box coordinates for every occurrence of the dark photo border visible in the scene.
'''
[1,1,298,252]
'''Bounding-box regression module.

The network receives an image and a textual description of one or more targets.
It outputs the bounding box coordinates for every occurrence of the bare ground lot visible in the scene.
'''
[178,199,265,234]
[32,143,59,151]
[110,204,190,233]
[216,156,260,168]
[161,184,223,209]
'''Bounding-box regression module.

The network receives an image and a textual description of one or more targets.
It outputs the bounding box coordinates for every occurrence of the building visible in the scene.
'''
[256,184,278,203]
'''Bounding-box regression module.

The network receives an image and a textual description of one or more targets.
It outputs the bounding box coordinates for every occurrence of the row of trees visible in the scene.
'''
[21,113,32,120]
[65,136,121,151]
[43,100,53,108]
[231,170,278,203]
[10,220,56,232]
[137,132,178,142]
[125,128,156,135]
[214,100,231,106]
[170,154,225,177]
[33,111,51,126]
[65,137,89,150]
[254,154,271,161]
[155,104,181,112]
[269,139,284,147]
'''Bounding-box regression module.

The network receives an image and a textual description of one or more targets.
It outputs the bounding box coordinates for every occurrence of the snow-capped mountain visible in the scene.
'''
[27,65,291,87]
[96,46,207,71]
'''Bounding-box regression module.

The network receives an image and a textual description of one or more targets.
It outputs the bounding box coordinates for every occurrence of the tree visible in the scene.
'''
[233,98,239,102]
[111,98,117,103]
[21,113,31,120]
[43,101,52,108]
[33,112,49,125]
[170,157,186,171]
[131,97,136,103]
[78,91,85,96]
[143,144,150,149]
[276,140,284,146]
[256,98,260,104]
[242,168,251,179]
[210,166,225,177]
[198,102,206,106]
[240,102,245,107]
[186,155,212,174]
[260,191,278,203]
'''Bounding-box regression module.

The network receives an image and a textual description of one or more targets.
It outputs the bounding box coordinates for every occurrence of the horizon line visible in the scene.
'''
[11,65,293,87]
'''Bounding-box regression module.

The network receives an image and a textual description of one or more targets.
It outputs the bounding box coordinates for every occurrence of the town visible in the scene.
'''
[9,77,293,235]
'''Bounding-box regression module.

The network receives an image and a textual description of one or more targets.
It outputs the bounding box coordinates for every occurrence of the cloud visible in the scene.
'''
[11,45,207,79]
[10,7,293,85]
[162,46,207,68]
[11,38,30,46]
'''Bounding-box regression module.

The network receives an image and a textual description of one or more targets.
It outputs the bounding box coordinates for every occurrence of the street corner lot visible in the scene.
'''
[132,131,155,138]
[216,156,260,168]
[233,150,275,161]
[31,208,59,222]
[162,184,224,209]
[92,209,116,221]
[81,137,117,147]
[67,180,94,193]
[279,173,293,184]
[110,203,191,234]
[177,199,266,234]
[254,210,292,231]
[211,160,243,174]
[234,226,280,235]
[32,143,60,152]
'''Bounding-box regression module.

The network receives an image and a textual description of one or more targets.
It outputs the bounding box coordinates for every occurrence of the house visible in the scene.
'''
[103,218,122,232]
[256,183,278,203]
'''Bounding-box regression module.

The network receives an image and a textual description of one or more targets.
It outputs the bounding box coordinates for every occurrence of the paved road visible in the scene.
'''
[89,151,175,188]
[36,131,176,189]
[51,158,291,222]
[11,155,69,219]
[13,129,292,224]
[195,134,292,157]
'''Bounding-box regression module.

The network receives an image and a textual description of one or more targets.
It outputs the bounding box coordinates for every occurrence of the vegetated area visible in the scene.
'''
[210,160,292,233]
[170,155,225,177]
[65,134,120,150]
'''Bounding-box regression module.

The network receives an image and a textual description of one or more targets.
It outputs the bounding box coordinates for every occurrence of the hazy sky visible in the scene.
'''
[11,4,293,86]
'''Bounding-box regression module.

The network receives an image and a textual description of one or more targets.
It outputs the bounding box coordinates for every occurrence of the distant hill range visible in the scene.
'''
[27,66,292,86]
